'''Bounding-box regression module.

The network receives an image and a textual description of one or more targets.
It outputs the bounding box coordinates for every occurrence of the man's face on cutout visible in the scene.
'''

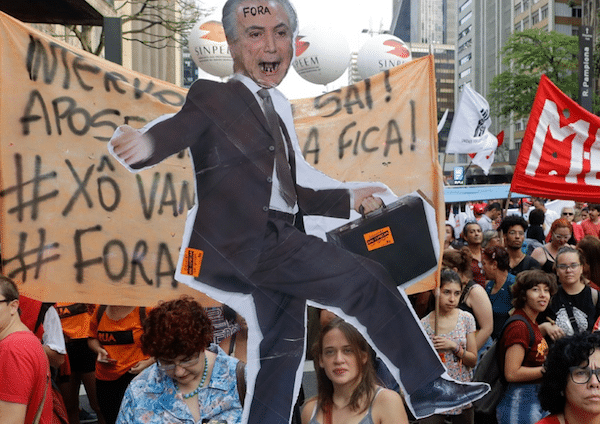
[229,0,294,88]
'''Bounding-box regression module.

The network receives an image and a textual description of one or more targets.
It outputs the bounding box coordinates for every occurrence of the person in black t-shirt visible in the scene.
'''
[498,215,541,276]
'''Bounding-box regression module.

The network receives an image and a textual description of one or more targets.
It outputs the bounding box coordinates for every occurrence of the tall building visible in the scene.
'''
[392,0,457,44]
[391,0,459,181]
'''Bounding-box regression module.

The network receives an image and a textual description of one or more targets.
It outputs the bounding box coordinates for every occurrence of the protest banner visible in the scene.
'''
[0,11,443,305]
[511,75,600,202]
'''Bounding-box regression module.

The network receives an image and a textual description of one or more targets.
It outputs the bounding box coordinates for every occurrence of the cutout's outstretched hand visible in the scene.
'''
[110,125,153,166]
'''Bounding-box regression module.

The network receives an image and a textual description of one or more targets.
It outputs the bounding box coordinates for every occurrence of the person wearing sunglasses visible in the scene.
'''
[531,219,575,274]
[116,296,243,424]
[537,332,600,424]
[538,246,600,342]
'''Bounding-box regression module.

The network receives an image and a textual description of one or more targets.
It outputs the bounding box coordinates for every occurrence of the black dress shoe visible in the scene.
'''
[408,375,490,419]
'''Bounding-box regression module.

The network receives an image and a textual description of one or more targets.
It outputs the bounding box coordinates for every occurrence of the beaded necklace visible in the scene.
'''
[175,354,208,399]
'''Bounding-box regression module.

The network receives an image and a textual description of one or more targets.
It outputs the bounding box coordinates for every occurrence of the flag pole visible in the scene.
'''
[442,152,448,185]
[463,160,473,176]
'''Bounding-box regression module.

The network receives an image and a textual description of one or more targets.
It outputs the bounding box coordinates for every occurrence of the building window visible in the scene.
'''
[460,11,473,25]
[459,67,472,78]
[523,16,529,29]
[458,25,472,39]
[458,39,472,53]
[541,5,548,20]
[523,0,529,9]
[515,22,522,32]
[573,7,582,18]
[459,0,472,12]
[459,53,472,65]
[515,2,521,14]
[532,10,539,25]
[458,154,469,163]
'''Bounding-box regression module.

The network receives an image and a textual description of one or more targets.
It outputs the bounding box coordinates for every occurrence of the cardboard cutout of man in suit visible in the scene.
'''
[110,1,488,422]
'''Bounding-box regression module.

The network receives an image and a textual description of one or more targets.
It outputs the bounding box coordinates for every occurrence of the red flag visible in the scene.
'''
[496,130,504,147]
[511,75,600,202]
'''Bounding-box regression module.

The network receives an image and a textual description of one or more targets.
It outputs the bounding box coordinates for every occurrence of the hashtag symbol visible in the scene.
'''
[2,229,60,281]
[0,154,58,222]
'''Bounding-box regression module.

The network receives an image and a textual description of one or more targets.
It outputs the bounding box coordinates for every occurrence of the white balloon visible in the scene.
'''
[188,20,234,78]
[292,25,350,85]
[356,34,412,80]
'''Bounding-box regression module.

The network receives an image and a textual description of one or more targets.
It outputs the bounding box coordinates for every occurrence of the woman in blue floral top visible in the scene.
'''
[116,296,244,424]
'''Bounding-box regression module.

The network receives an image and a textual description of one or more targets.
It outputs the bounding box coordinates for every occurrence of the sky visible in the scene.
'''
[194,0,394,99]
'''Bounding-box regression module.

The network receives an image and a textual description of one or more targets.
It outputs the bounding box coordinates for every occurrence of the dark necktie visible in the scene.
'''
[257,89,297,207]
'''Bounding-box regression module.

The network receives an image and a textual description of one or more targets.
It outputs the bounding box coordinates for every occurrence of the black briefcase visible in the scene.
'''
[326,194,437,288]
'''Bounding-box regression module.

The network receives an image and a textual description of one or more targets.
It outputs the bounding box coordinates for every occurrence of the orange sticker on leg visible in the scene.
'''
[181,248,204,277]
[363,227,394,251]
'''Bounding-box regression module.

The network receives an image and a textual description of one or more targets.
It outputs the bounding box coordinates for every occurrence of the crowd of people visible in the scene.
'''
[4,196,600,424]
[429,197,600,424]
[2,0,600,419]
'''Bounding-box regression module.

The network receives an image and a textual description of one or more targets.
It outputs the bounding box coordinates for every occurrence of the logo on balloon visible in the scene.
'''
[188,20,234,78]
[295,37,310,57]
[199,21,227,42]
[356,34,412,80]
[292,26,350,86]
[383,40,411,59]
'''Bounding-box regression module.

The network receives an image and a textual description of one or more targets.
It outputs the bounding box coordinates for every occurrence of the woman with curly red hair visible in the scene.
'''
[116,296,244,424]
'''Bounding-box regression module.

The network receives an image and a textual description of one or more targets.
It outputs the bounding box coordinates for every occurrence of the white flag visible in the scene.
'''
[470,134,499,175]
[446,84,498,154]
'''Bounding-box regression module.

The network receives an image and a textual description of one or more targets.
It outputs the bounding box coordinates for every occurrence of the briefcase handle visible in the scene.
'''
[358,202,387,218]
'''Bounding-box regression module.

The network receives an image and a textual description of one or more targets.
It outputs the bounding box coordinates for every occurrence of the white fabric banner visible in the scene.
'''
[446,84,497,155]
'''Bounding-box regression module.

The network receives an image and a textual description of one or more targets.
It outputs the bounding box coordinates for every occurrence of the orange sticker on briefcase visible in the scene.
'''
[181,248,204,277]
[364,227,394,251]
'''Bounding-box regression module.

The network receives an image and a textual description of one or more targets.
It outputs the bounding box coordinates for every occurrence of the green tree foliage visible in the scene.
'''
[489,29,579,123]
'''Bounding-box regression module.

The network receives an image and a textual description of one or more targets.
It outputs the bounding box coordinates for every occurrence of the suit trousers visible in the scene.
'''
[225,217,445,424]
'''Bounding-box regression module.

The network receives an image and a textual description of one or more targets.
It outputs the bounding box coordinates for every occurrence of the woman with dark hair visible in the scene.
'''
[538,246,600,341]
[527,209,547,243]
[537,332,600,424]
[116,296,243,424]
[419,269,478,423]
[496,270,557,424]
[442,248,494,355]
[445,222,458,250]
[482,246,515,340]
[578,235,600,291]
[301,317,408,424]
[531,219,574,274]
